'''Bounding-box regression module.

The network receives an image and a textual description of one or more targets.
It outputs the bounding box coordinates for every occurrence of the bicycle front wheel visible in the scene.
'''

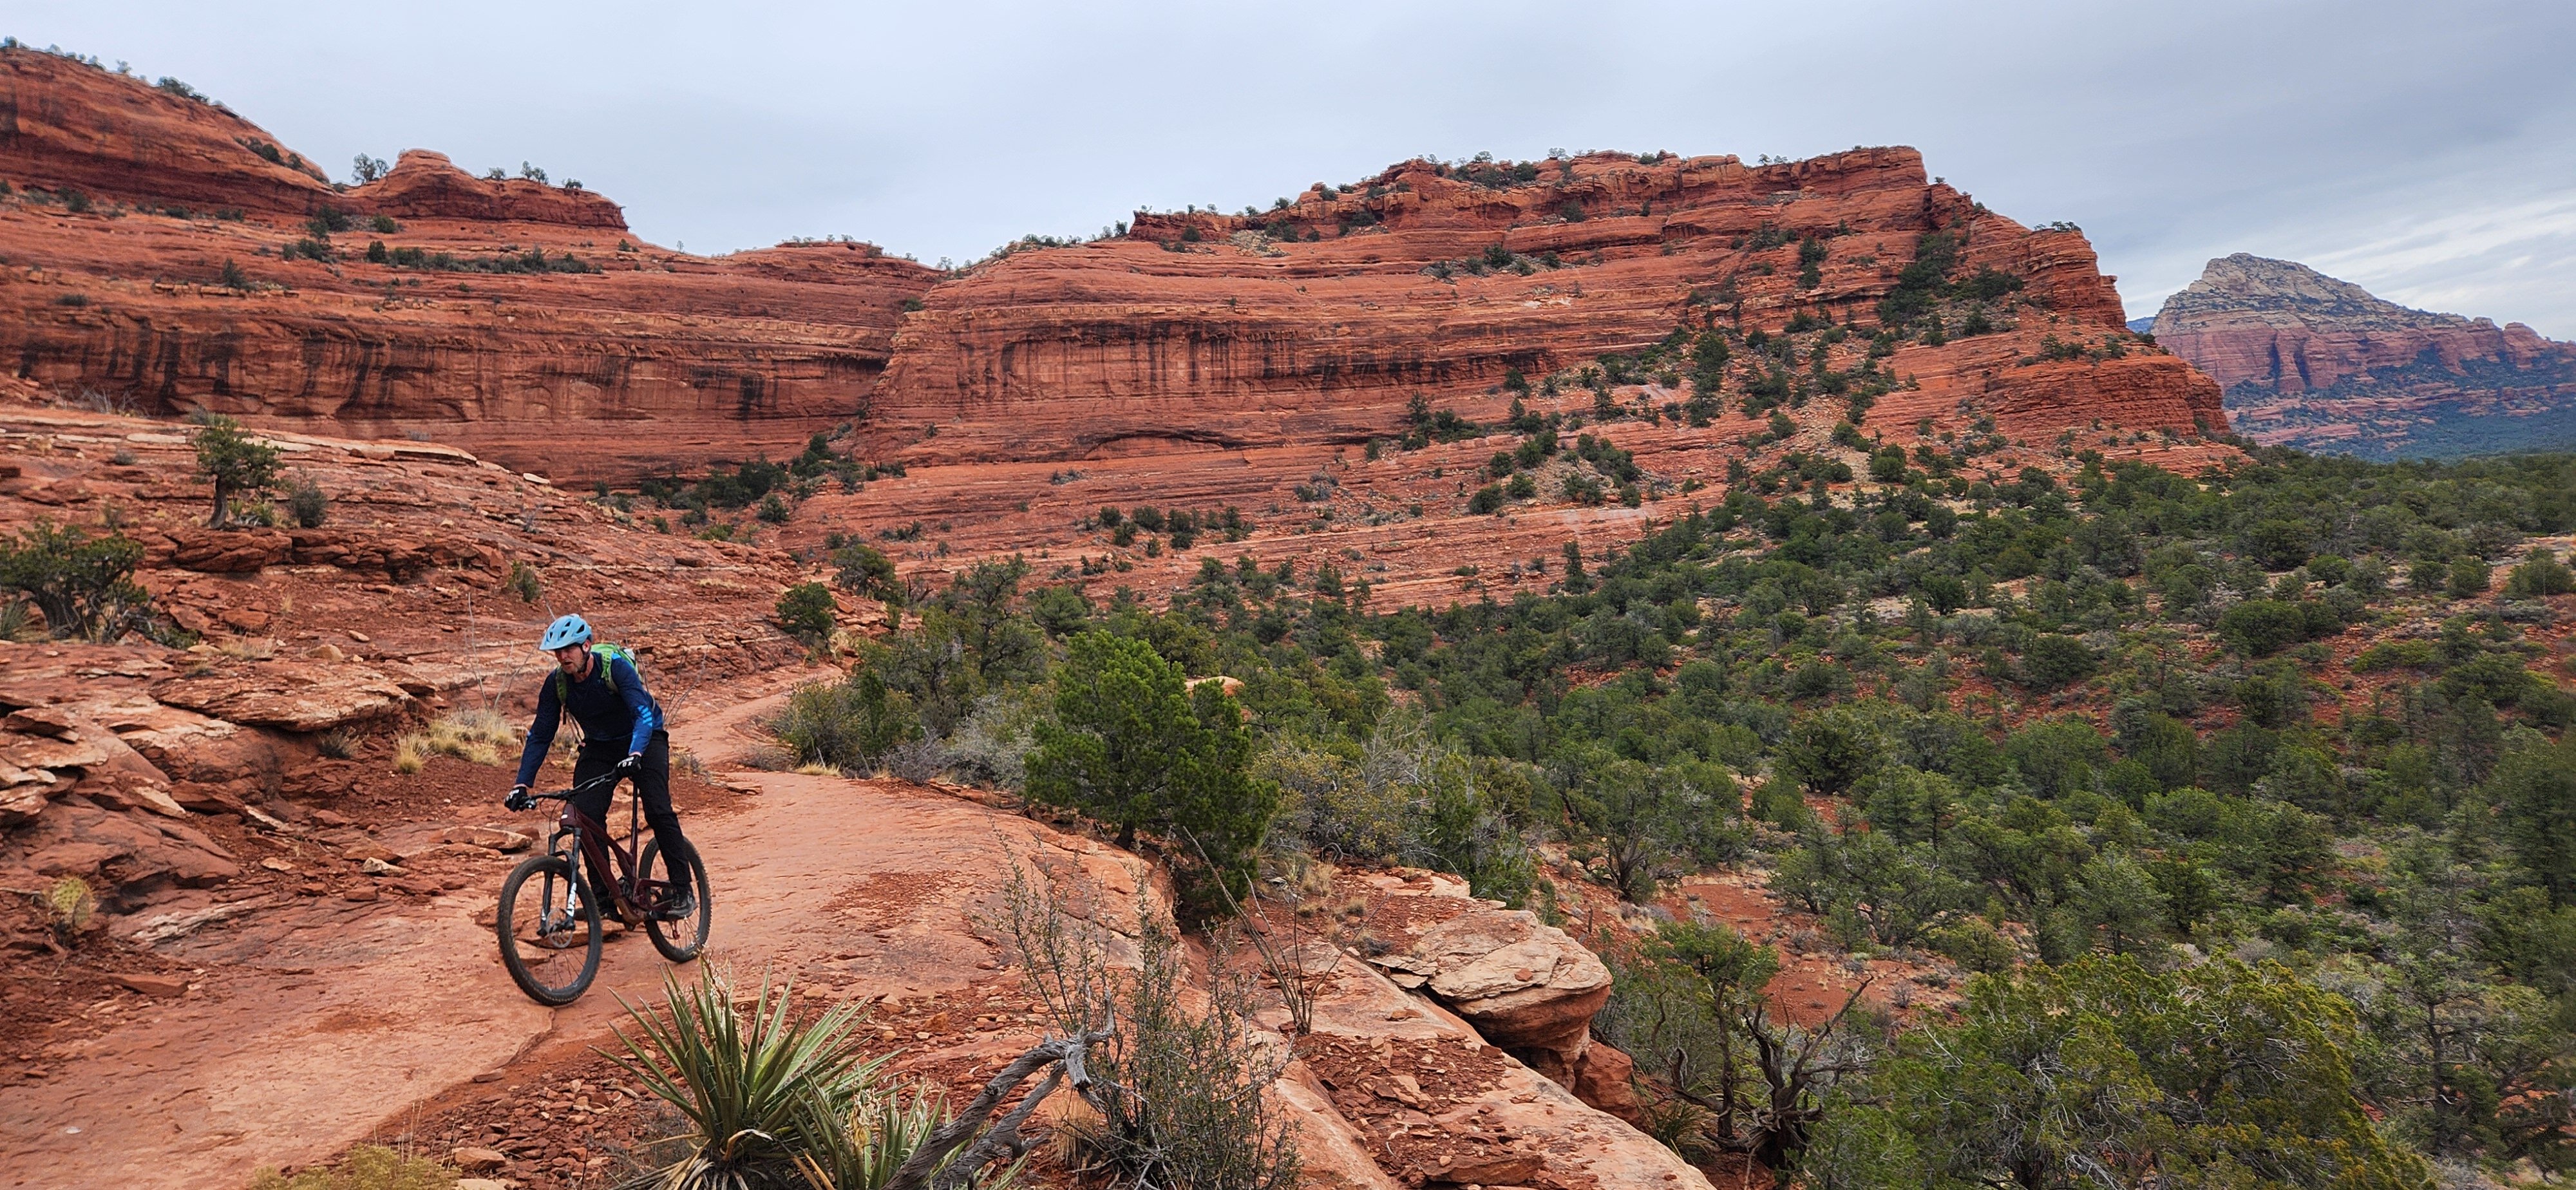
[497,853,601,1005]
[640,840,711,964]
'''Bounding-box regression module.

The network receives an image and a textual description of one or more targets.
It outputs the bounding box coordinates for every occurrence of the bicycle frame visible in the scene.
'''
[542,774,668,923]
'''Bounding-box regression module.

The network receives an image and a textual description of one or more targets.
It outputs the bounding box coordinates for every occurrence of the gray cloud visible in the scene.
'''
[14,0,2571,332]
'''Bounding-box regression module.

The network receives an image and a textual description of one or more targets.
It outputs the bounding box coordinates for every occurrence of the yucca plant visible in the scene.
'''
[606,967,880,1190]
[795,1086,1020,1190]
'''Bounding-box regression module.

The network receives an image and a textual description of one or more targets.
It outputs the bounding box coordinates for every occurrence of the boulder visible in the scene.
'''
[1303,949,1713,1190]
[449,1147,508,1175]
[1368,904,1613,1084]
[1571,1040,1643,1124]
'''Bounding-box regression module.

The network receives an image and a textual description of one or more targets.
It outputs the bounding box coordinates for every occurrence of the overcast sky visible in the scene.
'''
[15,1,2573,334]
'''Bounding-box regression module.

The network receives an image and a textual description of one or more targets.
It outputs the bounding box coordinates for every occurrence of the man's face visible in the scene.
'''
[553,643,589,673]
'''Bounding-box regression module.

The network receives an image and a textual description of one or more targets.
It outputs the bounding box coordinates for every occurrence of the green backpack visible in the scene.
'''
[555,641,641,702]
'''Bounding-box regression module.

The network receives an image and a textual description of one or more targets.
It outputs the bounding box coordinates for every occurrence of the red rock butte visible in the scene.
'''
[2151,253,2576,457]
[0,45,2235,601]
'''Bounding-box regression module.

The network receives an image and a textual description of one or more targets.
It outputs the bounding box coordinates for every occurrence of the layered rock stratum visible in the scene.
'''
[2151,254,2576,457]
[2,46,2223,505]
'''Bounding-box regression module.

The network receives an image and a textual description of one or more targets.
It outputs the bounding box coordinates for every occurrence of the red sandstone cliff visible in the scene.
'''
[0,48,939,481]
[871,149,2219,464]
[0,48,335,214]
[2152,254,2576,457]
[0,44,2221,489]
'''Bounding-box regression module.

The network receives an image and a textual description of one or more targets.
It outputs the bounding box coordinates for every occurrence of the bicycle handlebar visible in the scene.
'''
[507,768,629,810]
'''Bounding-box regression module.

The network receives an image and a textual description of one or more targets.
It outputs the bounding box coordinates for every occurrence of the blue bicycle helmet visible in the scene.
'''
[540,613,593,651]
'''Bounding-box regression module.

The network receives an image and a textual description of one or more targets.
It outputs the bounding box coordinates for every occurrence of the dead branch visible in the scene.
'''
[885,1021,1117,1190]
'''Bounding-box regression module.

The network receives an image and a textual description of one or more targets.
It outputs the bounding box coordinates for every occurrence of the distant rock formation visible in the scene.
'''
[2152,254,2576,458]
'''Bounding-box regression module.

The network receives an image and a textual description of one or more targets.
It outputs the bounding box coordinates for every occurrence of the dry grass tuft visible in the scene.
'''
[316,727,361,759]
[215,637,278,661]
[249,1144,453,1190]
[393,709,520,773]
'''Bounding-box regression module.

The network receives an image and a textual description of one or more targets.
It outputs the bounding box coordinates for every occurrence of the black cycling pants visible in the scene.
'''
[569,730,695,900]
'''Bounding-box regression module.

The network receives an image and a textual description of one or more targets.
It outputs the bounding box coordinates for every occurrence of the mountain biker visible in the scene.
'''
[503,614,696,922]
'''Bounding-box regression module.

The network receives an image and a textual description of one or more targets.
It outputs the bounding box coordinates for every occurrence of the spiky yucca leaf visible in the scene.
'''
[793,1086,985,1190]
[605,966,878,1190]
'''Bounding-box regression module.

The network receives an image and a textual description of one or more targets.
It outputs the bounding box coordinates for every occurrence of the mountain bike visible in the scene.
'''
[494,770,712,1006]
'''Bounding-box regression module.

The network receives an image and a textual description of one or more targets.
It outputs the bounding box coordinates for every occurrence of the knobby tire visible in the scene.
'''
[640,840,711,964]
[497,853,601,1006]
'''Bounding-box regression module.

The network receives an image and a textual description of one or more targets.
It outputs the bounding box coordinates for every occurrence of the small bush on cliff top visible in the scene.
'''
[192,413,282,527]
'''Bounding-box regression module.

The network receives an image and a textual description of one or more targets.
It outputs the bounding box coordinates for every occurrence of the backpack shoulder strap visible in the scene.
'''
[554,644,622,701]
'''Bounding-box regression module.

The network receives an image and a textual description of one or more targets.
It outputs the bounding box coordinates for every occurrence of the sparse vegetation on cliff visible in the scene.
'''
[804,440,2576,1178]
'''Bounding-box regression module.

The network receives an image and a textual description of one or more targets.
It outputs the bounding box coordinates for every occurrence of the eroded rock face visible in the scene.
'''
[0,50,938,483]
[0,797,239,907]
[0,46,2221,490]
[1354,871,1615,1090]
[2152,254,2576,457]
[151,659,415,732]
[869,148,2221,467]
[1298,946,1712,1190]
[362,150,627,228]
[0,48,336,214]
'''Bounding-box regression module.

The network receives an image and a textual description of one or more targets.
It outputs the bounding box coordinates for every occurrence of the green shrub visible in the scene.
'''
[2505,547,2573,598]
[772,670,918,771]
[0,520,152,641]
[831,541,899,602]
[2447,556,2492,598]
[1026,632,1278,911]
[191,413,281,527]
[776,581,837,645]
[2215,598,2339,656]
[1926,916,2018,973]
[285,475,328,527]
[506,561,542,603]
[2018,634,2098,690]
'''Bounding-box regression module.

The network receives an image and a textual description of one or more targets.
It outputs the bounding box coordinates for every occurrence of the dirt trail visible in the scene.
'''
[0,667,1132,1190]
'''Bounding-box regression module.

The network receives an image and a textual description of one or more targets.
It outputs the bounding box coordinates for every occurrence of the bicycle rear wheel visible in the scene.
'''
[640,840,711,964]
[497,853,602,1005]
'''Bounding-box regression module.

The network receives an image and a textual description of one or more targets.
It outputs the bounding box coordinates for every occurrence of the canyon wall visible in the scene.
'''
[869,147,2219,464]
[2153,254,2576,458]
[0,44,2222,492]
[0,49,938,482]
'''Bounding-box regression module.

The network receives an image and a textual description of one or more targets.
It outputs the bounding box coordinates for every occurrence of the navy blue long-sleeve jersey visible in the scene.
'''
[512,649,663,788]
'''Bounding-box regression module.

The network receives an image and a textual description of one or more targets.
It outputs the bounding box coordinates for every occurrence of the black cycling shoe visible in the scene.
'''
[654,891,697,921]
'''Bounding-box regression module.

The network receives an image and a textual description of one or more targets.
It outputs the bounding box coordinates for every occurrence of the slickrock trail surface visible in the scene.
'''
[0,670,1160,1189]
